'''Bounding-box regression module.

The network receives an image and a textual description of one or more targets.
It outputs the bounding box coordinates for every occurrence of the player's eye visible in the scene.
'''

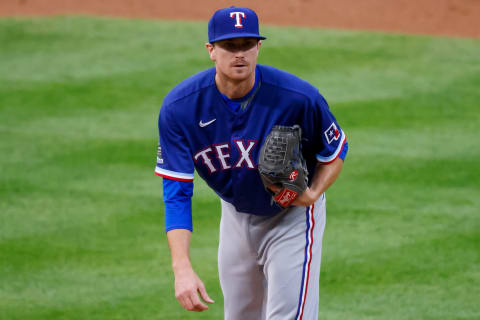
[219,40,257,52]
[241,41,258,50]
[225,43,235,50]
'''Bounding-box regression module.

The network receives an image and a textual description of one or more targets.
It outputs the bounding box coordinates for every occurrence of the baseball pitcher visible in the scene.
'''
[155,6,348,320]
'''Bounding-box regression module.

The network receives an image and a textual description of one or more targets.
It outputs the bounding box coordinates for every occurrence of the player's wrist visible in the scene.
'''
[305,188,317,204]
[294,188,317,206]
[172,259,193,274]
[307,187,324,202]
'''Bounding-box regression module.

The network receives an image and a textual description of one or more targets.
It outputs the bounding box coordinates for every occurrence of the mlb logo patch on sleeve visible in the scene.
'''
[157,141,164,164]
[324,123,340,144]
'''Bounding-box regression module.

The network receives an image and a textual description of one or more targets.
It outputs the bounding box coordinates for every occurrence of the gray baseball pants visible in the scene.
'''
[218,194,326,320]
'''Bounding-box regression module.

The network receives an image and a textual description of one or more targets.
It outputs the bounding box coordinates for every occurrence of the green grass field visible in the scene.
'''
[1,16,479,319]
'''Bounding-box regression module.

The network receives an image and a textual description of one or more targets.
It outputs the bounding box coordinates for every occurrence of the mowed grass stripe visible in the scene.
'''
[0,17,479,319]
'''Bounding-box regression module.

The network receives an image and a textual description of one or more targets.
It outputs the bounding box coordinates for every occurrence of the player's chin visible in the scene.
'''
[228,67,251,80]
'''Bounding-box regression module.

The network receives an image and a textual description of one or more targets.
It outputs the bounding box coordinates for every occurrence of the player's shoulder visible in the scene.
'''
[163,67,216,107]
[258,64,321,100]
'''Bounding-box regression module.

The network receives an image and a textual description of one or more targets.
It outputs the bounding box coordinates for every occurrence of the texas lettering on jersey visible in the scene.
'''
[194,140,258,173]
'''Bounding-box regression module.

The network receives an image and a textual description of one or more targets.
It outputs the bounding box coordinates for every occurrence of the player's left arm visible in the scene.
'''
[266,141,348,206]
[293,92,348,206]
[293,156,344,206]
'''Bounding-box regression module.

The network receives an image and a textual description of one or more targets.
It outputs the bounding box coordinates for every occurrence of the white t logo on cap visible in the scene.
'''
[230,12,246,28]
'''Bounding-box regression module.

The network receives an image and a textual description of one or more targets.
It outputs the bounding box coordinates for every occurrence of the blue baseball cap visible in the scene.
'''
[208,6,267,43]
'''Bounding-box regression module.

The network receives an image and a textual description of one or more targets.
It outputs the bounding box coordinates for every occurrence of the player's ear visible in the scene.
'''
[205,42,216,61]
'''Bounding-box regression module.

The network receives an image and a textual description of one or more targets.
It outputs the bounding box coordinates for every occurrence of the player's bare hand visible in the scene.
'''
[291,187,316,206]
[174,267,214,312]
[268,185,316,207]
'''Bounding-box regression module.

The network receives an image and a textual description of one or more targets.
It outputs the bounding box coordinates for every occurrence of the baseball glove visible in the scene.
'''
[258,125,308,208]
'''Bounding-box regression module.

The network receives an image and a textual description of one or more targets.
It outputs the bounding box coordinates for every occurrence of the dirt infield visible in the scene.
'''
[1,0,479,38]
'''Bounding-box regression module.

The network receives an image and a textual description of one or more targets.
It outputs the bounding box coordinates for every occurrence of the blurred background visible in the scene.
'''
[1,1,479,319]
[2,0,480,37]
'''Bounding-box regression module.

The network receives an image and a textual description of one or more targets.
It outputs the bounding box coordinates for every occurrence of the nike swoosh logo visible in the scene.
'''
[199,118,216,127]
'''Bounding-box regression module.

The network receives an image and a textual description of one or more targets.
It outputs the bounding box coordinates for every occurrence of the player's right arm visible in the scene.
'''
[163,179,215,312]
[167,228,214,312]
[162,178,214,312]
[156,102,213,312]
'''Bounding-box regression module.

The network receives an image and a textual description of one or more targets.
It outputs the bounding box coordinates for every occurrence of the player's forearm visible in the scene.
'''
[298,157,344,205]
[166,228,214,311]
[167,229,194,272]
[310,157,344,198]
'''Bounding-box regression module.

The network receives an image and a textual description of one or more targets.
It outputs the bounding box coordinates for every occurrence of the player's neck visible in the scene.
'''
[215,70,256,100]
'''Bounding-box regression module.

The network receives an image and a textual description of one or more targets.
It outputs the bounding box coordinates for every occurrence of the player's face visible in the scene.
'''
[206,37,261,82]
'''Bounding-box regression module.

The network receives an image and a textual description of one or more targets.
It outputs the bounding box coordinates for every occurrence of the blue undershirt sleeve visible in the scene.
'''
[163,178,193,233]
[339,140,349,161]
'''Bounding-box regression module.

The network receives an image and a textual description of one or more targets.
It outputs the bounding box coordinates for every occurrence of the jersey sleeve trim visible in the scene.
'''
[165,226,193,232]
[316,131,347,164]
[155,167,194,182]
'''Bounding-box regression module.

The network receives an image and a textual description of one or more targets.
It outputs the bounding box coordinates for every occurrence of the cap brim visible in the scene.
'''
[210,33,266,43]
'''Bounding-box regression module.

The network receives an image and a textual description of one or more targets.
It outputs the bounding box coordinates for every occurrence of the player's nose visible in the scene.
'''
[234,51,246,59]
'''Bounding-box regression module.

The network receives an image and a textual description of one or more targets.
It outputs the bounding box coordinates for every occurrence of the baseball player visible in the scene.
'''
[155,6,348,320]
